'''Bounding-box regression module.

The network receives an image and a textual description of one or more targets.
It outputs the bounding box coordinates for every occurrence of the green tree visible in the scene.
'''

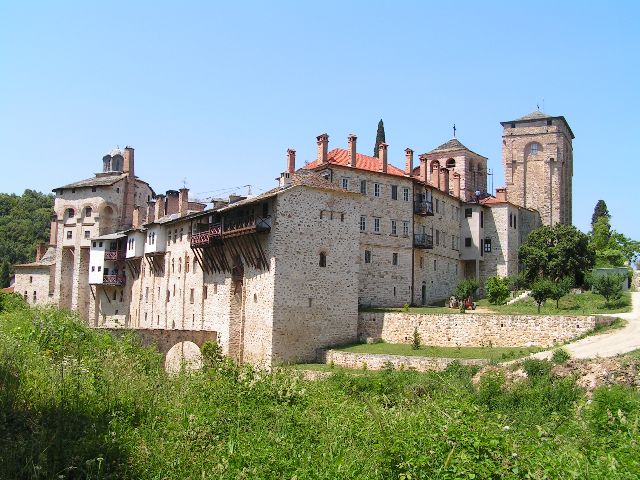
[530,278,555,313]
[519,224,595,285]
[549,277,572,308]
[373,119,385,157]
[455,279,479,301]
[486,276,510,305]
[592,273,625,306]
[590,216,640,267]
[591,200,610,227]
[411,327,421,350]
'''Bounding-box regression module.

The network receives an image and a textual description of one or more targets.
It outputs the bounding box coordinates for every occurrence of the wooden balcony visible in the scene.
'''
[103,274,126,286]
[190,224,222,248]
[104,250,126,261]
[414,234,434,249]
[222,216,272,238]
[414,201,434,216]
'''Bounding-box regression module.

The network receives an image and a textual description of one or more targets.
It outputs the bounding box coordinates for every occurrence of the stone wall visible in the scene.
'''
[13,266,53,306]
[358,311,614,348]
[323,349,488,372]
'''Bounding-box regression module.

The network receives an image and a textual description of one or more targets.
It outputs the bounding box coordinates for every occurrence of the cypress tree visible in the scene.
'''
[591,200,610,227]
[373,119,385,157]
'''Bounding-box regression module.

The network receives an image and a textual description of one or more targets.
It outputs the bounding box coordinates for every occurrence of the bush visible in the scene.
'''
[0,291,26,314]
[549,277,572,308]
[530,278,555,313]
[587,385,640,433]
[593,273,625,305]
[486,276,510,305]
[455,279,479,301]
[411,327,421,350]
[522,358,552,380]
[551,348,571,364]
[508,272,527,295]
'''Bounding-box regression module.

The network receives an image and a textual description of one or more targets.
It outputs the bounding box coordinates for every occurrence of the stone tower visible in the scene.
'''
[500,111,574,226]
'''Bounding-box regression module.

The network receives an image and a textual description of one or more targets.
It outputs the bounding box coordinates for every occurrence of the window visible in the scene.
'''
[190,288,194,304]
[484,238,492,253]
[547,119,553,126]
[435,229,440,245]
[451,235,455,250]
[446,159,455,168]
[85,207,92,217]
[391,185,398,200]
[116,187,120,193]
[391,220,397,235]
[203,286,208,299]
[509,214,513,227]
[403,221,409,237]
[179,228,184,241]
[92,241,96,247]
[435,199,439,213]
[529,143,539,155]
[84,230,90,239]
[91,186,97,192]
[465,208,472,218]
[342,178,349,190]
[465,237,472,248]
[98,266,101,272]
[99,241,103,247]
[360,216,366,232]
[29,276,33,283]
[66,208,75,218]
[145,287,149,302]
[185,256,190,273]
[360,180,367,194]
[480,211,484,228]
[373,218,380,233]
[433,259,437,271]
[91,266,95,272]
[374,183,380,197]
[33,291,37,303]
[319,252,327,267]
[393,286,397,297]
[514,216,517,229]
[419,257,424,269]
[166,290,170,303]
[403,187,409,202]
[364,250,371,264]
[66,230,73,240]
[392,253,398,266]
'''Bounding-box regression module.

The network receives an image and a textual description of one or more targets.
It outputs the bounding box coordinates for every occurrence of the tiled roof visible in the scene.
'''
[425,138,487,159]
[517,110,550,121]
[304,148,407,177]
[1,286,14,293]
[53,173,127,191]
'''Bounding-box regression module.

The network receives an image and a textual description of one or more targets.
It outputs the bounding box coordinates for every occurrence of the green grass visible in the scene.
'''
[335,342,541,361]
[1,292,640,479]
[476,291,632,315]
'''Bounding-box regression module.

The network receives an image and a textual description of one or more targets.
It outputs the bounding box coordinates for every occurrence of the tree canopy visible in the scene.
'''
[591,200,610,227]
[373,119,385,157]
[518,224,595,285]
[0,190,53,287]
[590,216,640,267]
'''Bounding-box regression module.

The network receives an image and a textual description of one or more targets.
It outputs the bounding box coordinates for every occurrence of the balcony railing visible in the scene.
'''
[414,200,434,216]
[103,274,126,286]
[190,224,222,247]
[414,234,434,249]
[104,250,126,261]
[223,216,272,237]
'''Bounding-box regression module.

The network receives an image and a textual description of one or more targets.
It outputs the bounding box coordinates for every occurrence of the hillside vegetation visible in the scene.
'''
[0,293,638,479]
[0,190,54,287]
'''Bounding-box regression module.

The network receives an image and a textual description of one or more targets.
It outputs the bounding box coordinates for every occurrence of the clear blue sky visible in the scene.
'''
[1,1,638,239]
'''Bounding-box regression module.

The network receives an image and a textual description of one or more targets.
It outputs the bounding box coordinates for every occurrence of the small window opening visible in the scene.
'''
[319,252,327,267]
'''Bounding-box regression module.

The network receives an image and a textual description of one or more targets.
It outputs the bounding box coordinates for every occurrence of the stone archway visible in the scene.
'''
[165,341,202,374]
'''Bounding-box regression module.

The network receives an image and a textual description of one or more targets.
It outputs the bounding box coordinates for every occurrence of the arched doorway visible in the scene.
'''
[165,341,202,374]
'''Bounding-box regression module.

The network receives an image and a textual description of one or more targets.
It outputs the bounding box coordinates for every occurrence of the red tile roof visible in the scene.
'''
[304,148,408,177]
[1,286,14,293]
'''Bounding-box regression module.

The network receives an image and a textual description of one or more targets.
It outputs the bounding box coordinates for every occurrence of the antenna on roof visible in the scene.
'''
[182,177,187,188]
[536,103,540,111]
[247,185,252,196]
[453,123,457,138]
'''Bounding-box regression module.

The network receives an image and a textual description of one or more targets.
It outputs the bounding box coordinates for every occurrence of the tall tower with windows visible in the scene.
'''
[500,111,574,226]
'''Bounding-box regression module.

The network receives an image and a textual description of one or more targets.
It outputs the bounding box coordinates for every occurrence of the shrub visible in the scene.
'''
[485,276,510,305]
[593,273,625,306]
[508,272,527,296]
[549,277,573,308]
[0,291,26,314]
[587,385,640,433]
[522,358,552,380]
[530,278,555,313]
[455,279,479,301]
[411,327,421,350]
[551,348,571,364]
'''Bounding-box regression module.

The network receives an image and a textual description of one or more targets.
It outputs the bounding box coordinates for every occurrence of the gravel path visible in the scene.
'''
[532,291,640,360]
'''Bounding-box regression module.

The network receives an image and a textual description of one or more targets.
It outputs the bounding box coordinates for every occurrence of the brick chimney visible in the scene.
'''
[348,134,357,168]
[287,148,296,174]
[146,200,156,224]
[49,214,58,246]
[123,146,135,177]
[154,195,165,220]
[439,168,449,193]
[405,148,414,176]
[432,163,441,190]
[452,172,461,199]
[378,143,388,173]
[165,190,179,215]
[35,243,47,262]
[496,187,507,202]
[419,154,428,183]
[317,133,329,164]
[132,206,141,228]
[179,188,189,215]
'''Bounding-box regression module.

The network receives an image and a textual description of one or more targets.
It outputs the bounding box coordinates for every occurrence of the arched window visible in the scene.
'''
[84,206,92,218]
[185,255,190,273]
[102,155,112,172]
[319,252,327,267]
[446,159,455,169]
[429,160,440,172]
[529,143,541,156]
[178,258,182,273]
[65,208,75,219]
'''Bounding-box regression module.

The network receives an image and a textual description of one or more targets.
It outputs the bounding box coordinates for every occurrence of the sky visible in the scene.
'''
[1,1,638,239]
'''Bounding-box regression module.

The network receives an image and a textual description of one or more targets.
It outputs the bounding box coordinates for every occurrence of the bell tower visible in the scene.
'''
[500,111,574,226]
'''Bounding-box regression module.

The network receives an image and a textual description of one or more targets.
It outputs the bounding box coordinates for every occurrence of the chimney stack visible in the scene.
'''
[432,163,441,190]
[378,143,388,173]
[179,188,189,215]
[317,133,329,164]
[452,172,461,199]
[154,195,166,220]
[419,154,428,183]
[165,190,179,215]
[287,148,296,174]
[439,168,449,193]
[348,134,357,168]
[146,200,156,224]
[123,146,135,177]
[49,214,58,246]
[405,148,414,176]
[35,243,47,262]
[496,187,507,202]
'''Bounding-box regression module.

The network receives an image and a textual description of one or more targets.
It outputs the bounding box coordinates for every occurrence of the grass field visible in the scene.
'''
[476,291,632,315]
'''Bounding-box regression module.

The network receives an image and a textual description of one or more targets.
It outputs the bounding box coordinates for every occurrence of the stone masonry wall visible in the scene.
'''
[358,312,614,348]
[13,266,53,306]
[323,349,488,372]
